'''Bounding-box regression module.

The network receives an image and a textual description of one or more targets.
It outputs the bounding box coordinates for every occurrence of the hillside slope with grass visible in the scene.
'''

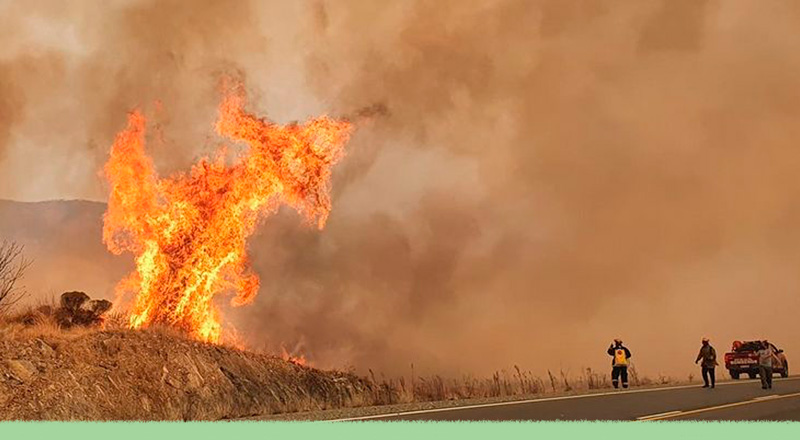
[0,309,689,421]
[0,323,379,420]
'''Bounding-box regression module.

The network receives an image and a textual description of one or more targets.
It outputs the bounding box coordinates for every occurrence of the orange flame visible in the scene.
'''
[102,81,352,344]
[280,345,308,367]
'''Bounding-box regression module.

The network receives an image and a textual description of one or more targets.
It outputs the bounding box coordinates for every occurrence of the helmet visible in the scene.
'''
[702,337,709,342]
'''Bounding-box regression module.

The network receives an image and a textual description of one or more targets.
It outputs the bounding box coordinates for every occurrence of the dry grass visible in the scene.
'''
[0,295,130,341]
[0,314,382,420]
[1,303,679,419]
[0,304,92,342]
[365,364,678,407]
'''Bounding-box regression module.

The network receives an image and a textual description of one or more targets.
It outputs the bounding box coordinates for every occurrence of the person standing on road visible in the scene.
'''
[695,337,717,388]
[607,339,632,389]
[758,340,774,390]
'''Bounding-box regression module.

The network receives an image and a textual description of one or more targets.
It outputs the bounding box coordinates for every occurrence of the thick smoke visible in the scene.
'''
[0,0,280,200]
[236,0,800,377]
[2,1,800,379]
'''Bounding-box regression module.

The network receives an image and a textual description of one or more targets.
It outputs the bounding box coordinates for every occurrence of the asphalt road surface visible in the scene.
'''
[336,376,800,421]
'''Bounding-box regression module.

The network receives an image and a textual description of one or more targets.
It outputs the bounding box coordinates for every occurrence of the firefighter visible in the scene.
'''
[695,337,717,388]
[758,340,774,390]
[607,339,632,389]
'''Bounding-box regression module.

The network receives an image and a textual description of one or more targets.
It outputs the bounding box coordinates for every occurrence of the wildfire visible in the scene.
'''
[280,345,308,367]
[102,81,352,344]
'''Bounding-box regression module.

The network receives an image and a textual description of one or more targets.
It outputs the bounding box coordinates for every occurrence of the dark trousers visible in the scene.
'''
[701,366,715,387]
[759,366,773,389]
[612,366,628,388]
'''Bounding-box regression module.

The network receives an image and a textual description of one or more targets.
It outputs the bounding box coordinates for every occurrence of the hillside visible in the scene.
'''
[0,325,379,420]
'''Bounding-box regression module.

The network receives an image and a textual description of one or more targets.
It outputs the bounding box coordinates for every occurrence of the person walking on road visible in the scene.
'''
[758,340,774,390]
[695,337,717,388]
[607,339,632,389]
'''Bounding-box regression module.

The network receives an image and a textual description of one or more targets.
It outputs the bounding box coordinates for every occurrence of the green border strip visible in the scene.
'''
[1,421,799,439]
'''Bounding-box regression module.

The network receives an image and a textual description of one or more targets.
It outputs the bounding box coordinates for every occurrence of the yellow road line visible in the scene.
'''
[328,376,800,422]
[639,392,800,421]
[636,410,682,421]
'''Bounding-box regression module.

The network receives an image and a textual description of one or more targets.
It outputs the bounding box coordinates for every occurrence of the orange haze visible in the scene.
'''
[1,1,800,379]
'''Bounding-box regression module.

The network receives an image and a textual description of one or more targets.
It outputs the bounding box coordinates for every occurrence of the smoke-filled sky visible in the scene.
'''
[2,0,800,379]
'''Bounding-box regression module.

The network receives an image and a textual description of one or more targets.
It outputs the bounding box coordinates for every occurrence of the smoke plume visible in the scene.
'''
[2,0,800,379]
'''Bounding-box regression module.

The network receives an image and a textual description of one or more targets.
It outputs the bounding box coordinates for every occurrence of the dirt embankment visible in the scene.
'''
[0,328,379,420]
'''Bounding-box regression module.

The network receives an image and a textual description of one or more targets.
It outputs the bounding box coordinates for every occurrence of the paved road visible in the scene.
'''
[336,376,800,421]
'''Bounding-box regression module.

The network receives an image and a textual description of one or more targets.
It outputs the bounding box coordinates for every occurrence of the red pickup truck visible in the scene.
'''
[724,340,788,379]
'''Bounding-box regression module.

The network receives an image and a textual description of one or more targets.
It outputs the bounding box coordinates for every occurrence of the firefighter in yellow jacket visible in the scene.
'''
[607,339,632,389]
